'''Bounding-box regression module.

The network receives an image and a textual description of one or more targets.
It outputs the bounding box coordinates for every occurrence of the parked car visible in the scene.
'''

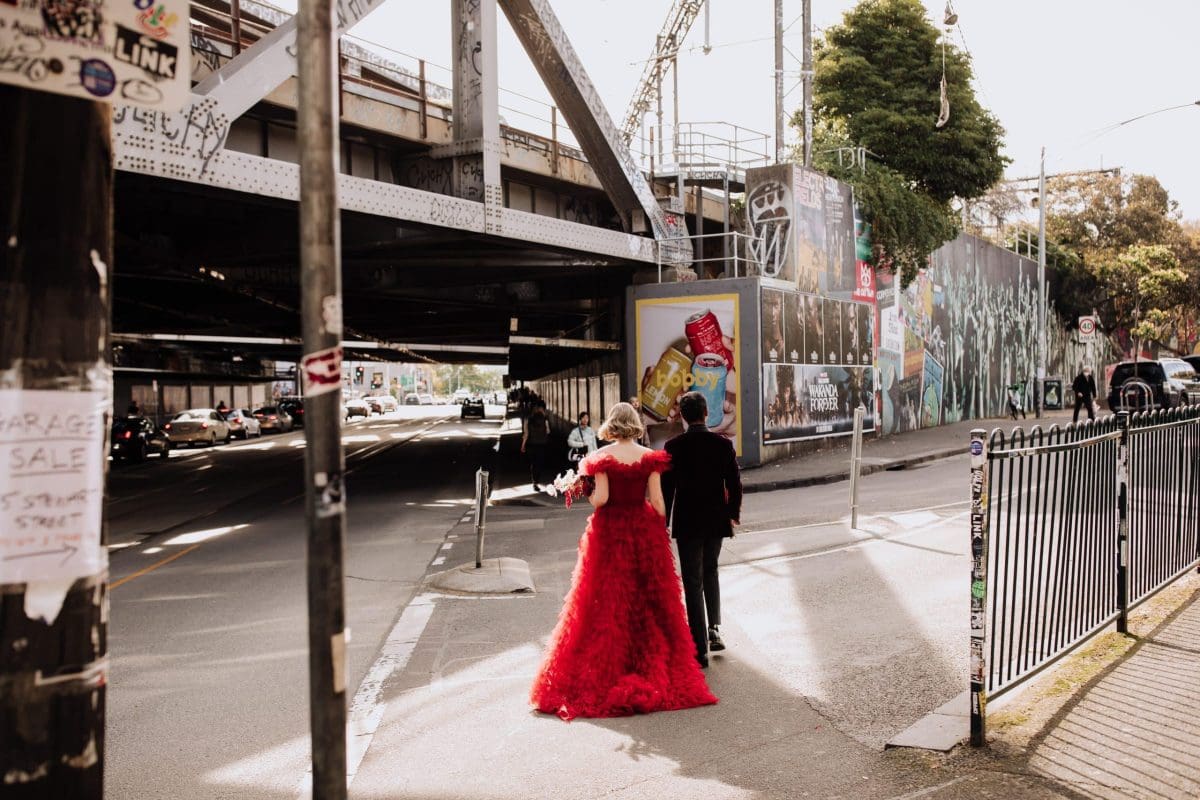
[403,393,422,406]
[344,398,370,419]
[223,408,262,439]
[1183,354,1200,375]
[253,406,294,433]
[278,397,305,428]
[1107,358,1200,412]
[164,409,231,447]
[111,417,171,461]
[461,396,485,419]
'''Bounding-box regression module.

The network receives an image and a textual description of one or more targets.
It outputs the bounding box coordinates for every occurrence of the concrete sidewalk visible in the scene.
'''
[740,408,1077,494]
[492,409,1079,505]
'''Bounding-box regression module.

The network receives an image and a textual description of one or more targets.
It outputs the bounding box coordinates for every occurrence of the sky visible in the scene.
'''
[341,0,1200,220]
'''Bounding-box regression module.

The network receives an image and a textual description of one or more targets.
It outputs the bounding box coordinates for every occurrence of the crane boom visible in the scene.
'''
[619,0,704,145]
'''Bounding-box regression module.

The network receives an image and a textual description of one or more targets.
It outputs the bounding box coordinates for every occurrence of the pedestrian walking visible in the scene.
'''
[521,401,550,490]
[1006,383,1026,421]
[530,403,716,719]
[566,410,598,465]
[1072,366,1098,422]
[661,391,743,668]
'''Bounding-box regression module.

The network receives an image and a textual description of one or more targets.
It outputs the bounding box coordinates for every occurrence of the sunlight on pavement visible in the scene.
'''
[163,523,250,546]
[341,434,382,444]
[142,547,163,555]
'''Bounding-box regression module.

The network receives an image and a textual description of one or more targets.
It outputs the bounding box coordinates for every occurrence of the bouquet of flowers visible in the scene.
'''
[547,468,596,508]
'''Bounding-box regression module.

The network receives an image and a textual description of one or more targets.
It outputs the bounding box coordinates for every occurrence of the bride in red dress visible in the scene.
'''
[530,403,717,720]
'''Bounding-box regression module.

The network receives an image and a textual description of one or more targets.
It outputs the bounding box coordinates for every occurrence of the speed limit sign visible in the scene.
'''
[1079,316,1098,342]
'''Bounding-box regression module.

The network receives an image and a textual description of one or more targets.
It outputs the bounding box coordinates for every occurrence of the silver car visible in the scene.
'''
[224,408,262,439]
[164,409,231,447]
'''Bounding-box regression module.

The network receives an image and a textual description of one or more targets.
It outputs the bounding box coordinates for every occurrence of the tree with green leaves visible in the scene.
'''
[807,0,1008,284]
[1094,244,1189,359]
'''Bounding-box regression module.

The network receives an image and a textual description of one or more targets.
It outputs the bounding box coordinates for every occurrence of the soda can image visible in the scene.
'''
[641,346,692,421]
[691,353,728,427]
[685,309,735,371]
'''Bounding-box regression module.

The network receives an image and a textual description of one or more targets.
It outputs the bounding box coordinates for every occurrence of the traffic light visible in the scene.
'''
[354,365,364,384]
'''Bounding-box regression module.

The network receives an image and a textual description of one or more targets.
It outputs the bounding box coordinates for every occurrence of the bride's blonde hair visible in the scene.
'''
[597,402,644,442]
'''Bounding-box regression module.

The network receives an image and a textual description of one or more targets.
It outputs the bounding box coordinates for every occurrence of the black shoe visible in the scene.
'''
[708,626,726,652]
[696,654,709,669]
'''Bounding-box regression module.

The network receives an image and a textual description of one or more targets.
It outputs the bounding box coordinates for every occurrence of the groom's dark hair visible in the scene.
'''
[679,391,708,425]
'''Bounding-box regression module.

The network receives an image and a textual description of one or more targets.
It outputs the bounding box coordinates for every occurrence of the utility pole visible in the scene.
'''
[1036,147,1047,419]
[774,0,784,163]
[0,86,110,798]
[296,0,349,793]
[801,0,813,167]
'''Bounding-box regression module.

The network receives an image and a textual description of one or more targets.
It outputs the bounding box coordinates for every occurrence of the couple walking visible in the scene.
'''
[530,392,743,720]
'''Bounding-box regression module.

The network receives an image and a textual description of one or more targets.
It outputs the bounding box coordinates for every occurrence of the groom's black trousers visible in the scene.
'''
[677,536,723,658]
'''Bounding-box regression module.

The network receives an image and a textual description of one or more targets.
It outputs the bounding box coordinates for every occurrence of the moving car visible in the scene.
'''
[364,395,398,414]
[419,393,435,405]
[403,393,422,406]
[111,417,171,461]
[278,397,305,428]
[344,398,370,419]
[224,408,262,439]
[1107,358,1200,412]
[460,396,485,419]
[164,409,232,447]
[253,406,294,433]
[453,388,471,404]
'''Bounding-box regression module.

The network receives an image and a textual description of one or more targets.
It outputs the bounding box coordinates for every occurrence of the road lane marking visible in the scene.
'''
[110,544,202,589]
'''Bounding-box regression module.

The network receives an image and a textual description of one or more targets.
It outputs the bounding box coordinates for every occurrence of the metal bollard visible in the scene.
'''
[1116,412,1130,633]
[849,405,865,529]
[474,468,489,569]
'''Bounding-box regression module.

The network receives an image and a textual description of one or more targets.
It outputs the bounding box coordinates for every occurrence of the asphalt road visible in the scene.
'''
[104,404,506,800]
[107,420,983,798]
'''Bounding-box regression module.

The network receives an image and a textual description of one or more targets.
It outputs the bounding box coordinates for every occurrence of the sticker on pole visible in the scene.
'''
[301,345,344,397]
[0,0,191,110]
[970,440,983,457]
[0,390,106,584]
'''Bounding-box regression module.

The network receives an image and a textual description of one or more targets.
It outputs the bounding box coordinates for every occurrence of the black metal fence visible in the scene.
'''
[968,406,1200,745]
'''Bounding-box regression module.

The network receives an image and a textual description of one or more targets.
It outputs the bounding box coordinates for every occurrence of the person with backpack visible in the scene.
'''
[521,401,551,490]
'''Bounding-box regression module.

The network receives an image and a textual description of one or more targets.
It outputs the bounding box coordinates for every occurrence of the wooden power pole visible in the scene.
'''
[0,86,111,798]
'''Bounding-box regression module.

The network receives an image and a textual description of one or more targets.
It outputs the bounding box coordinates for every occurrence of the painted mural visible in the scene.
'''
[876,235,1120,435]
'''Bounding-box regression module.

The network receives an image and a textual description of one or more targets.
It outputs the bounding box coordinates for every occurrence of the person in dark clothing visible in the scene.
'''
[521,402,550,490]
[661,391,743,668]
[1072,366,1098,422]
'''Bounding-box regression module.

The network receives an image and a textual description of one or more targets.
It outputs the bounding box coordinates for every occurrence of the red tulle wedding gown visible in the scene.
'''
[530,449,717,720]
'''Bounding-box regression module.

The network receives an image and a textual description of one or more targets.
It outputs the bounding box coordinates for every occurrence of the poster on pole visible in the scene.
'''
[0,390,106,585]
[0,0,191,109]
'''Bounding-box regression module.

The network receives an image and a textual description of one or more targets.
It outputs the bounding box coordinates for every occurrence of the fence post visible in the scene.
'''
[1116,411,1130,634]
[474,468,490,569]
[849,405,865,529]
[969,429,989,747]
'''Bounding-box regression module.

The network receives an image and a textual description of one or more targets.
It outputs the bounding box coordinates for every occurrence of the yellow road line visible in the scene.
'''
[110,544,203,590]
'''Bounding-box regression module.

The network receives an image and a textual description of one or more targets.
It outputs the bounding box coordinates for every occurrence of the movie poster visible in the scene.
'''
[761,289,786,364]
[763,364,876,442]
[803,294,824,364]
[635,295,742,455]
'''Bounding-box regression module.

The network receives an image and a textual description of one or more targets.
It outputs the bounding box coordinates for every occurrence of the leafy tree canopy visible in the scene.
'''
[814,0,1008,204]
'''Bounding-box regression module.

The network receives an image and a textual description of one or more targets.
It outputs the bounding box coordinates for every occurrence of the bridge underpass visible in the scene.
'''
[112,0,764,387]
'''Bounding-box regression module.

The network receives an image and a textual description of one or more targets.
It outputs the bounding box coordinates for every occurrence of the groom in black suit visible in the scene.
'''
[661,391,743,668]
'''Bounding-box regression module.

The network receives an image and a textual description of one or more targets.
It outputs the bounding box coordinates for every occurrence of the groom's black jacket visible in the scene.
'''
[661,424,742,540]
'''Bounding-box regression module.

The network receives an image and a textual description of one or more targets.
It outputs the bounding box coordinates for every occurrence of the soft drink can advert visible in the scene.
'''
[691,353,728,427]
[685,309,734,371]
[642,346,692,421]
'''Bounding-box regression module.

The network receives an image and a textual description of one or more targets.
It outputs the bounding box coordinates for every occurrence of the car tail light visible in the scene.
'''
[164,423,172,430]
[269,415,277,420]
[123,430,132,439]
[201,422,209,429]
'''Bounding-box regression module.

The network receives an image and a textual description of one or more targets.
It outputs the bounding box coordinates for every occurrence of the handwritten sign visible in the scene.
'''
[0,390,106,584]
[0,0,190,109]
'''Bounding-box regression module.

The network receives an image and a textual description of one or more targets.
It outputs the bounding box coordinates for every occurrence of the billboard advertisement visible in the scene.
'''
[635,294,742,455]
[760,285,875,445]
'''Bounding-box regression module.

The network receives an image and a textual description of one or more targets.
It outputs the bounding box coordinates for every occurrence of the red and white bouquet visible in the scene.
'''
[548,468,596,508]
